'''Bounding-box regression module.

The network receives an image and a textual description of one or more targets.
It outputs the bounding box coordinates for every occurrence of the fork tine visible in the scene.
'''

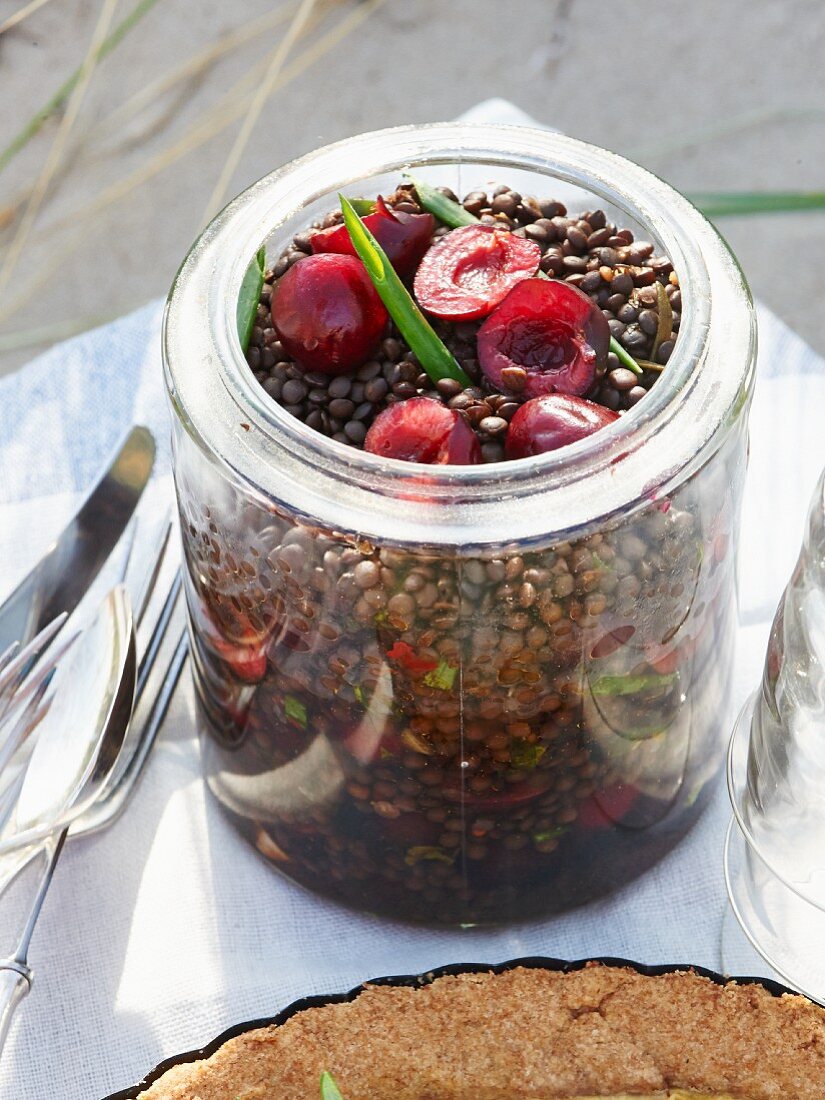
[0,674,54,829]
[0,612,67,718]
[0,641,21,681]
[133,514,174,628]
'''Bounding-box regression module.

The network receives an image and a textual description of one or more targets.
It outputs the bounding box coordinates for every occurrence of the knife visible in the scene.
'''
[0,425,155,653]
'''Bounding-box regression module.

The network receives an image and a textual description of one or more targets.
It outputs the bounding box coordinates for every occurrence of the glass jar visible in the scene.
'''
[164,123,756,925]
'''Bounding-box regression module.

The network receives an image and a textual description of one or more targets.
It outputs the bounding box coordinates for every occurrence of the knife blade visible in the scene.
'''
[0,425,155,653]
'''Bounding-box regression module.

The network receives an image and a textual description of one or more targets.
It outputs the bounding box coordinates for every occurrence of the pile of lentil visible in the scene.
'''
[245,182,680,463]
[180,180,739,925]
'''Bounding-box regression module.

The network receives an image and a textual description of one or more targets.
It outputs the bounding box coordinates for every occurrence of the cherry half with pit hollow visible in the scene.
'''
[413,224,541,321]
[478,277,610,398]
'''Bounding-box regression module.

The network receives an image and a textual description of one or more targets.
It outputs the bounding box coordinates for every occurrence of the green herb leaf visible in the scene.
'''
[339,194,471,386]
[510,741,547,770]
[650,281,673,362]
[321,1072,344,1100]
[609,335,643,376]
[349,198,377,216]
[534,826,568,842]
[590,672,677,697]
[405,845,455,866]
[353,684,365,705]
[689,190,825,218]
[284,695,308,728]
[403,173,479,228]
[237,246,266,352]
[422,658,458,691]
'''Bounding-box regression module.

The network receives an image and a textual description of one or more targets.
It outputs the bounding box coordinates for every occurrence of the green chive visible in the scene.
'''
[237,246,266,352]
[403,173,479,227]
[339,194,471,387]
[320,1072,344,1100]
[284,695,308,728]
[690,190,825,218]
[609,336,643,376]
[590,672,677,697]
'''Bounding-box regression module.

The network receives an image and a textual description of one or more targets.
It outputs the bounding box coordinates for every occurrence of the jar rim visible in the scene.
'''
[164,122,756,550]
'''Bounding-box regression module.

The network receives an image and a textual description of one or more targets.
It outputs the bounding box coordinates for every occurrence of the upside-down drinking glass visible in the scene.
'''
[725,466,825,1002]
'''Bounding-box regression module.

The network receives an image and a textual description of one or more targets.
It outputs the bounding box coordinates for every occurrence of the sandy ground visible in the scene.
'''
[0,0,823,375]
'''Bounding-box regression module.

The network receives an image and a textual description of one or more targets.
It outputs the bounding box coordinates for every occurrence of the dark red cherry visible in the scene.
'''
[478,278,610,398]
[364,397,482,465]
[505,393,618,458]
[271,253,387,375]
[310,197,435,278]
[413,224,540,321]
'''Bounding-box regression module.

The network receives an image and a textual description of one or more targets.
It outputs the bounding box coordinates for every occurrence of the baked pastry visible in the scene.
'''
[128,963,825,1099]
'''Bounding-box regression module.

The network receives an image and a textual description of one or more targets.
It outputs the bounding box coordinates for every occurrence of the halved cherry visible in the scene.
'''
[364,397,482,465]
[310,197,435,278]
[413,224,540,321]
[478,278,610,398]
[505,393,618,458]
[271,253,387,375]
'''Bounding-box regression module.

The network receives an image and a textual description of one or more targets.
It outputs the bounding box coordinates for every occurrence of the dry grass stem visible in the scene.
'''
[32,0,386,244]
[0,0,387,327]
[0,0,120,296]
[201,0,319,225]
[0,0,55,36]
[0,0,163,175]
[94,1,300,140]
[0,5,303,239]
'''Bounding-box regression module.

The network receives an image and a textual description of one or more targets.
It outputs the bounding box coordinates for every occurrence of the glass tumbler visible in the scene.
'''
[725,467,825,1002]
[164,123,756,925]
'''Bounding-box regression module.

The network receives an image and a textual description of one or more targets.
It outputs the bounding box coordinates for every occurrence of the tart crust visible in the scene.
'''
[135,964,825,1099]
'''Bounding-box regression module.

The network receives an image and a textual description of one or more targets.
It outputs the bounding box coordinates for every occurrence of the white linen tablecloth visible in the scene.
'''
[0,101,824,1100]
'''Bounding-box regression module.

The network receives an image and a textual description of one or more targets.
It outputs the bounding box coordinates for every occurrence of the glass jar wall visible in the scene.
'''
[165,124,756,925]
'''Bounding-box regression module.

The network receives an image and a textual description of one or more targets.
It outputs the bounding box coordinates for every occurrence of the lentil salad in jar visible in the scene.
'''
[165,124,755,925]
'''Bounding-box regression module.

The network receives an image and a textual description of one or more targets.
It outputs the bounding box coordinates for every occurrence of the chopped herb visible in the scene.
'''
[353,684,365,705]
[423,658,458,691]
[284,695,308,727]
[590,672,677,697]
[236,246,266,352]
[403,173,479,227]
[321,1072,344,1100]
[510,741,547,770]
[405,845,455,866]
[534,826,568,842]
[373,607,389,626]
[339,194,471,386]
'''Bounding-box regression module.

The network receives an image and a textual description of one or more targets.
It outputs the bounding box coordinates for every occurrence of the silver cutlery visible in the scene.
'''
[0,515,188,1053]
[0,425,154,655]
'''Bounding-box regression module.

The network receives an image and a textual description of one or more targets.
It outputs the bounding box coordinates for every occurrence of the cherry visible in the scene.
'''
[271,253,387,375]
[364,397,482,465]
[413,224,540,321]
[505,393,618,458]
[478,278,610,398]
[310,197,435,278]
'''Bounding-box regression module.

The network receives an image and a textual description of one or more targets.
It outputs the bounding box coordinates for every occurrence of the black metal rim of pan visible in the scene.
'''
[102,954,803,1100]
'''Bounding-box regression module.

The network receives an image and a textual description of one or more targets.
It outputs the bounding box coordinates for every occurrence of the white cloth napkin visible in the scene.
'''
[0,101,823,1100]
